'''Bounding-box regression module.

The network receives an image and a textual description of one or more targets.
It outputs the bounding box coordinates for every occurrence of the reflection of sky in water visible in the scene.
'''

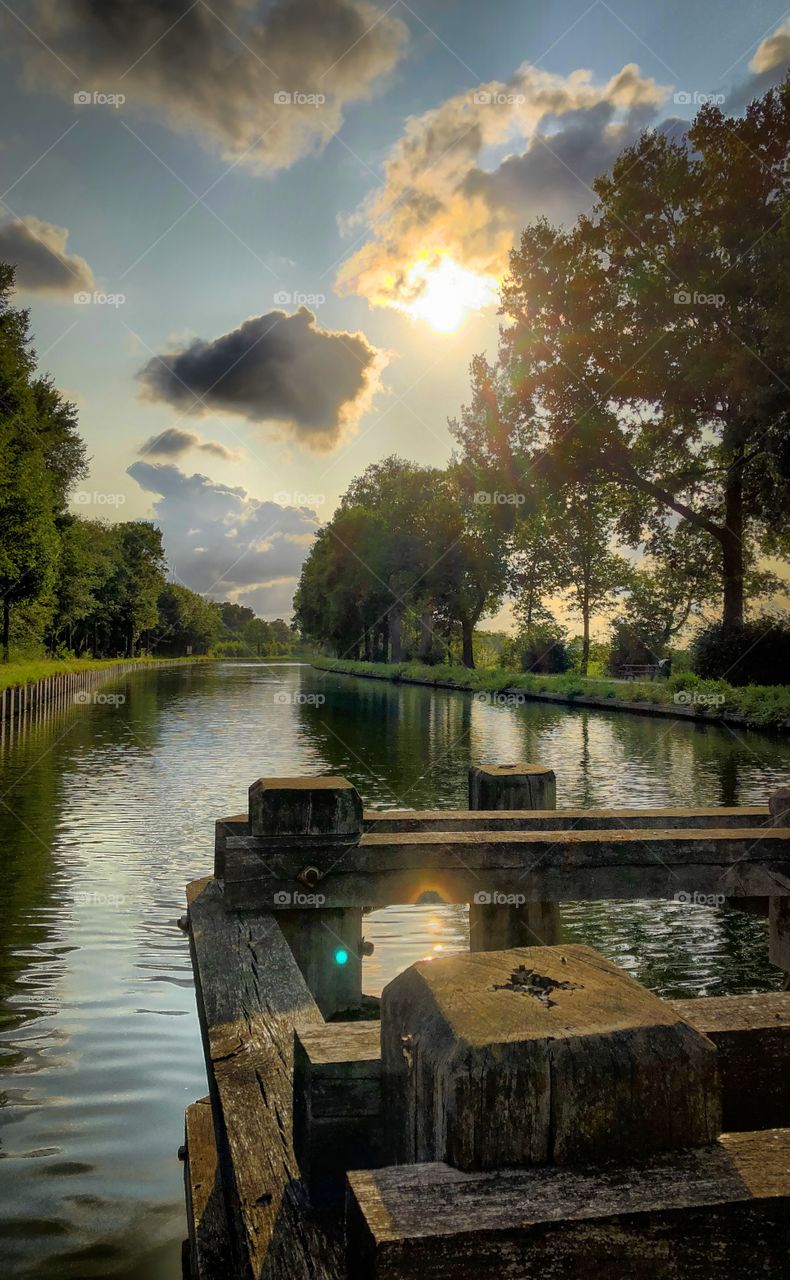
[0,661,787,1278]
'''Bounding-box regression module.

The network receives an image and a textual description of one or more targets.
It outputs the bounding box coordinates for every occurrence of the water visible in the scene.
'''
[0,660,787,1278]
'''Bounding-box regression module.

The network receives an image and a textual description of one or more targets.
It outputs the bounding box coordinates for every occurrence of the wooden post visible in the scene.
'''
[380,943,720,1170]
[248,775,366,1019]
[769,787,790,976]
[468,763,561,949]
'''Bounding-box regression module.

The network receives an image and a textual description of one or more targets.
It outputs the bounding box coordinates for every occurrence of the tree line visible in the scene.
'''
[295,82,790,681]
[0,264,294,663]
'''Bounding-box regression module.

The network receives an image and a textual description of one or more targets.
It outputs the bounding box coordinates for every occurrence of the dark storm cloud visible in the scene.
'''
[138,427,240,461]
[0,216,94,295]
[127,460,318,615]
[137,307,384,451]
[15,0,408,169]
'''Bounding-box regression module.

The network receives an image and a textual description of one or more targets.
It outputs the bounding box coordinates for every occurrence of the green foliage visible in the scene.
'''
[691,618,790,687]
[312,658,790,729]
[504,624,571,674]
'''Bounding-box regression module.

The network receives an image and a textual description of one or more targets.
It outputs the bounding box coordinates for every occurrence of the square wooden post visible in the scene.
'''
[248,775,365,1018]
[769,788,790,976]
[468,763,561,949]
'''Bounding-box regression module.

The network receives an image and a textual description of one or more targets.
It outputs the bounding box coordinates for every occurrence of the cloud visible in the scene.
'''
[0,215,94,296]
[138,427,240,462]
[727,19,790,109]
[127,460,319,616]
[137,306,384,451]
[14,0,408,170]
[335,61,670,313]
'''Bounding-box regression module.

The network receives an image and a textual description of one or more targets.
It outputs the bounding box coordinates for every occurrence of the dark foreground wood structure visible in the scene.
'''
[183,768,790,1279]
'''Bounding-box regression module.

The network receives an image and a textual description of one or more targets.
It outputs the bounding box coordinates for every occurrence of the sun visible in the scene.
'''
[401,256,499,332]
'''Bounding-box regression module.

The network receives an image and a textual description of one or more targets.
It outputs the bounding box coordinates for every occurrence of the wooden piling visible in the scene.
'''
[468,763,561,949]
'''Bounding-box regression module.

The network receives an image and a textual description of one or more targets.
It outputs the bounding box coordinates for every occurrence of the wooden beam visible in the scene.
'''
[468,764,560,950]
[346,1129,790,1280]
[672,993,790,1131]
[187,877,343,1280]
[294,1022,382,1205]
[222,827,790,910]
[184,1096,232,1279]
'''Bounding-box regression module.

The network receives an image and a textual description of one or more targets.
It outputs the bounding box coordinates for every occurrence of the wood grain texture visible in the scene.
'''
[187,877,343,1280]
[346,1129,790,1279]
[673,993,790,1130]
[363,806,769,832]
[184,1096,232,1279]
[222,827,790,910]
[380,945,720,1171]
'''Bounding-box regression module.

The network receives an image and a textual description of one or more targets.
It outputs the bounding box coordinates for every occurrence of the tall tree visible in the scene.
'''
[495,80,790,627]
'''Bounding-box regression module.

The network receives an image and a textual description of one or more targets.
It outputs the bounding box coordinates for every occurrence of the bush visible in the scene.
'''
[506,625,571,675]
[607,619,666,676]
[690,618,790,687]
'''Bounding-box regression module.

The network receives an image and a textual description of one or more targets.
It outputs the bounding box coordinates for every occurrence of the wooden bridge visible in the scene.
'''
[182,765,790,1279]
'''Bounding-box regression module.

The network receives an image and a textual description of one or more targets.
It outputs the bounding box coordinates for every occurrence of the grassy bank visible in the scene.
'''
[312,657,790,731]
[0,655,211,693]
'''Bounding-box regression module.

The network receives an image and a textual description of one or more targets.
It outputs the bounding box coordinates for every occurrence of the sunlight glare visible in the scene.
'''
[403,256,498,332]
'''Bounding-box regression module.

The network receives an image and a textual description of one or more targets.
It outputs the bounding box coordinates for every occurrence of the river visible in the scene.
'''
[1,660,788,1278]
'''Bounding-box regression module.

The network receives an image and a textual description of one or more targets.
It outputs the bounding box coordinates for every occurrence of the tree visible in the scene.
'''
[155,584,220,655]
[98,523,167,656]
[552,484,632,675]
[496,80,790,627]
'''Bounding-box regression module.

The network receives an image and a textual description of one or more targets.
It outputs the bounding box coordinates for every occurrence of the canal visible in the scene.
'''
[1,660,788,1278]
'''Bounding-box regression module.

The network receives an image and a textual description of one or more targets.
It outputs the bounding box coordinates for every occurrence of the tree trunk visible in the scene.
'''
[363,629,372,663]
[390,606,403,662]
[2,599,9,663]
[418,612,433,661]
[722,462,745,627]
[127,626,134,658]
[581,606,590,676]
[461,617,475,669]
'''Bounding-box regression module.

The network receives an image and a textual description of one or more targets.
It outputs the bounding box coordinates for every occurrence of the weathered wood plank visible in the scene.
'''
[184,1096,232,1279]
[187,877,343,1280]
[346,1129,790,1279]
[294,1023,383,1205]
[672,993,790,1131]
[366,806,769,831]
[222,828,790,910]
[380,946,719,1170]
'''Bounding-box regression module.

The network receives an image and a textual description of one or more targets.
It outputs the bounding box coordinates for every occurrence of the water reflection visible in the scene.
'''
[0,661,788,1278]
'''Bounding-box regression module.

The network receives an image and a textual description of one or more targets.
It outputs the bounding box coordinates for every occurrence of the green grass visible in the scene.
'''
[312,657,790,730]
[0,654,210,693]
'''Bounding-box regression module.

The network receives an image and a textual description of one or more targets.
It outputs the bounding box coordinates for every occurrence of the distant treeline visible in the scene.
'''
[0,263,293,663]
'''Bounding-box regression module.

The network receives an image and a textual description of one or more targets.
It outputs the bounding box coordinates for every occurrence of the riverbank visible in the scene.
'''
[311,657,790,732]
[0,654,211,693]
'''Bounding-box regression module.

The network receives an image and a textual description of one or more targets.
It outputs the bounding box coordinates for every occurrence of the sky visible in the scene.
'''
[1,0,788,619]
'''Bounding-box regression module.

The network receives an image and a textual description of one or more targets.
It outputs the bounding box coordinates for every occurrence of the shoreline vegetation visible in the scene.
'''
[0,652,311,693]
[311,657,790,733]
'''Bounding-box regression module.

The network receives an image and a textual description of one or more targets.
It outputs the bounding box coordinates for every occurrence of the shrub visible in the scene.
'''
[607,619,666,676]
[506,625,571,675]
[690,618,790,687]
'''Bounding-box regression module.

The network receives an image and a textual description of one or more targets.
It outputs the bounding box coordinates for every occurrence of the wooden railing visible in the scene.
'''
[183,766,790,1280]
